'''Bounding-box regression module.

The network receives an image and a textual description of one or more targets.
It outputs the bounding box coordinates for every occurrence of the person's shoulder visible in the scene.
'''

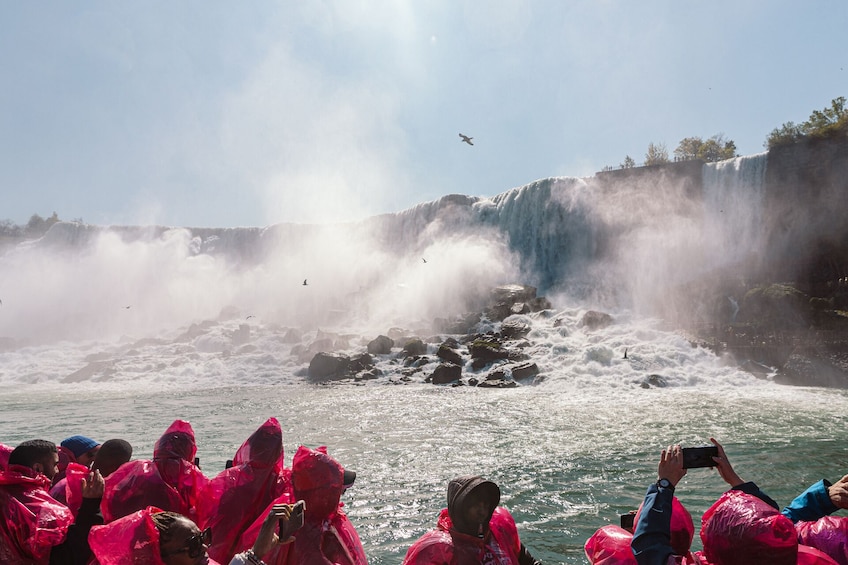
[403,529,453,565]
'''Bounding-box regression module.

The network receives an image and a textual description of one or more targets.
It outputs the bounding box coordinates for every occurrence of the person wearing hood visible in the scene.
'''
[239,444,366,565]
[196,418,291,564]
[0,439,104,565]
[403,475,543,565]
[101,420,208,523]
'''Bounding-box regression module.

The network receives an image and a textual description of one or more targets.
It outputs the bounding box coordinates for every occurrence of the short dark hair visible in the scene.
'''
[150,511,185,547]
[9,439,57,468]
[97,439,133,461]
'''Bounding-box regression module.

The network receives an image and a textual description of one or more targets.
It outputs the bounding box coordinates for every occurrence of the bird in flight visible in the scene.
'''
[124,305,131,310]
[459,133,473,146]
[303,279,308,286]
[246,315,255,320]
[422,258,427,263]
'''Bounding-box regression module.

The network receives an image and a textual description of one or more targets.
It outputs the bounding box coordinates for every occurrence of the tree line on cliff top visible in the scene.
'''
[607,96,848,171]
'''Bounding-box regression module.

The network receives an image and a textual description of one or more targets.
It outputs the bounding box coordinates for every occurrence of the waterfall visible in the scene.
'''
[701,152,768,272]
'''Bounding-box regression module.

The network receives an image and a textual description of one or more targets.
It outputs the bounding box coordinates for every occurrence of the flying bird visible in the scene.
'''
[303,279,308,286]
[246,315,255,320]
[124,305,131,310]
[459,133,474,146]
[422,258,427,263]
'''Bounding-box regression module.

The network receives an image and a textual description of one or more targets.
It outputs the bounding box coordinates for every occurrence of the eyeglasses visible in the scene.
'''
[162,527,211,559]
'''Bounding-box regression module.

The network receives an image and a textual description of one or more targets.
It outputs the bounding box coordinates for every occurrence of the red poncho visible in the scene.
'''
[0,465,74,564]
[101,420,207,523]
[196,417,291,564]
[700,491,797,565]
[584,524,637,565]
[241,445,365,565]
[797,516,848,565]
[403,506,523,565]
[0,443,12,470]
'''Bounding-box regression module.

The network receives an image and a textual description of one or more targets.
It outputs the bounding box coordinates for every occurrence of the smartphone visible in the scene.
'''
[279,500,305,541]
[682,446,719,469]
[620,513,636,531]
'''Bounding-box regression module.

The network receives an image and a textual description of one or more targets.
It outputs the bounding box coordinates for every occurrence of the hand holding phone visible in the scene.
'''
[681,446,719,469]
[279,500,306,542]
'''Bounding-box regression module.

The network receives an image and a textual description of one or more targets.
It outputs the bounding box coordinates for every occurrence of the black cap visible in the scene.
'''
[343,469,356,487]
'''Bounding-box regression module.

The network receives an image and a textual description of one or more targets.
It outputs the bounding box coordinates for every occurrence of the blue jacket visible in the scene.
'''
[781,479,838,523]
[631,482,675,565]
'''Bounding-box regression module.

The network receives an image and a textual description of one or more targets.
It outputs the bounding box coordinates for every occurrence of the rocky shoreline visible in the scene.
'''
[304,281,848,390]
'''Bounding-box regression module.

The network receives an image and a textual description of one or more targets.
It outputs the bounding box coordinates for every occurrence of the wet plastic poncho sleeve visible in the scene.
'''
[0,465,74,564]
[782,479,838,524]
[631,483,676,565]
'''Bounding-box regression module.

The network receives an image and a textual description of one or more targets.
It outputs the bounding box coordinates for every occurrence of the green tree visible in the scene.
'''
[621,155,636,168]
[699,134,737,162]
[674,137,703,161]
[765,96,848,148]
[674,134,737,162]
[644,142,669,166]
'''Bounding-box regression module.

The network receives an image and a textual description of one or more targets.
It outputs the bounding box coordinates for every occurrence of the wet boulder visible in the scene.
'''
[437,342,464,365]
[500,320,531,340]
[367,335,394,355]
[468,337,510,362]
[402,338,427,357]
[308,352,351,381]
[510,361,540,380]
[581,310,614,330]
[430,363,462,384]
[641,374,668,388]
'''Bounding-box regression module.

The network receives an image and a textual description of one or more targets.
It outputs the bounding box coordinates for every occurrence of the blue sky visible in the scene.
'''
[1,1,846,228]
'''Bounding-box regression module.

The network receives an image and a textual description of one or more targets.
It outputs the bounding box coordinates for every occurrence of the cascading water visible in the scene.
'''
[2,156,847,565]
[701,152,769,272]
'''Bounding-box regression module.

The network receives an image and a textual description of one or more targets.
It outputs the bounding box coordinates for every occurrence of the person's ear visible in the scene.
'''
[32,462,43,474]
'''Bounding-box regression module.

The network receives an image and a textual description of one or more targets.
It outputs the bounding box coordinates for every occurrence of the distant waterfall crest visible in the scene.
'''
[701,153,768,270]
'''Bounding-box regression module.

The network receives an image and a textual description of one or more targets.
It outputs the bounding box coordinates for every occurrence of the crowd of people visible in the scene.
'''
[5,421,848,565]
[0,418,542,565]
[585,438,848,565]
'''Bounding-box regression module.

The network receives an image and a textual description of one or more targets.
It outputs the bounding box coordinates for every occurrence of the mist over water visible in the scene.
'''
[2,157,844,564]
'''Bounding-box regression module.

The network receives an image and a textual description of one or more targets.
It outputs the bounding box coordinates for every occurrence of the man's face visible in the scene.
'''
[35,452,59,480]
[159,517,210,565]
[464,497,491,534]
[76,447,99,467]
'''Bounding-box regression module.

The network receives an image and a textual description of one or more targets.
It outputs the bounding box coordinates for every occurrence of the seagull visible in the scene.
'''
[124,305,131,310]
[422,258,427,263]
[303,279,308,286]
[246,315,255,320]
[459,133,474,146]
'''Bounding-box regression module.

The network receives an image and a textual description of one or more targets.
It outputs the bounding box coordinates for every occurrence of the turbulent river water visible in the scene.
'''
[2,321,847,564]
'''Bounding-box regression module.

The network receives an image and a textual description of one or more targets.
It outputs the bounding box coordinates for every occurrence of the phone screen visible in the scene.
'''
[681,446,719,469]
[620,513,636,530]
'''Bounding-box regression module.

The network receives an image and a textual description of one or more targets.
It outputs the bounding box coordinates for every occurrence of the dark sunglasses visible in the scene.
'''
[162,527,211,558]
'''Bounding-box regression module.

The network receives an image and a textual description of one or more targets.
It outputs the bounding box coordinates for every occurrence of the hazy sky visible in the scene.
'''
[2,1,846,228]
